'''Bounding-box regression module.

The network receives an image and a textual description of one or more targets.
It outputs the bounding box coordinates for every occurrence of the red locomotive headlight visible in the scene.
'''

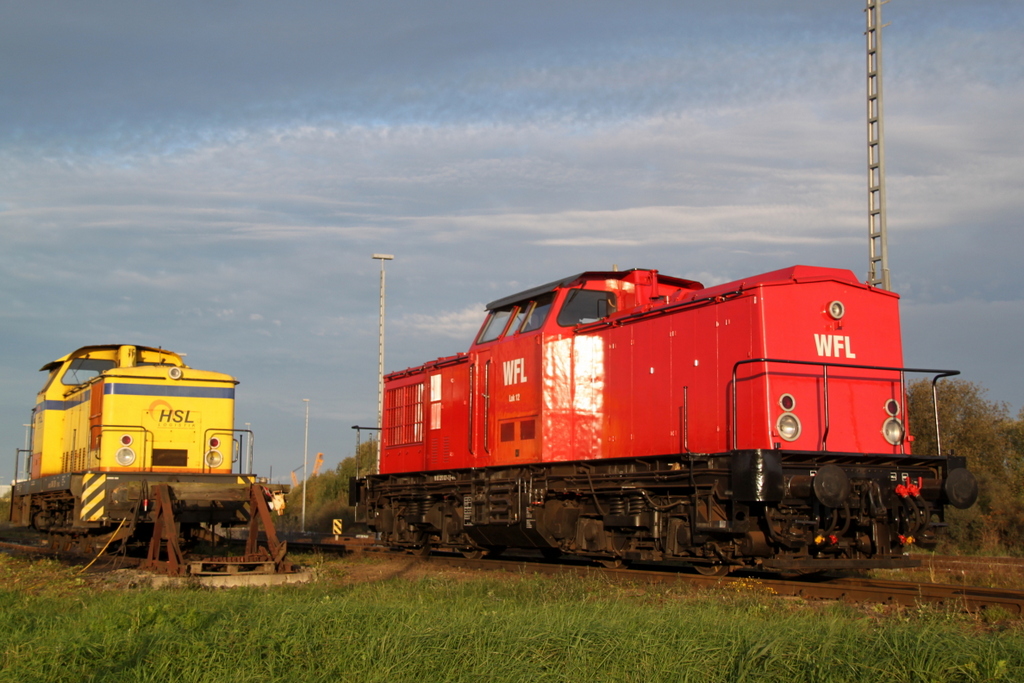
[776,413,801,442]
[120,434,133,446]
[884,399,900,416]
[209,436,221,449]
[882,418,905,445]
[779,394,796,411]
[827,301,845,320]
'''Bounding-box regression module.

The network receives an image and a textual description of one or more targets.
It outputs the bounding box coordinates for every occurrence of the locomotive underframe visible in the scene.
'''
[357,449,958,572]
[10,472,259,550]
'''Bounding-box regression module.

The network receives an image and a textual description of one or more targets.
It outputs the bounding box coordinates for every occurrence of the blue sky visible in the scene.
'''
[2,1,1022,483]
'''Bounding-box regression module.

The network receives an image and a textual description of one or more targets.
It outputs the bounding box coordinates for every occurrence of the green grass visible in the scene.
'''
[0,555,1021,682]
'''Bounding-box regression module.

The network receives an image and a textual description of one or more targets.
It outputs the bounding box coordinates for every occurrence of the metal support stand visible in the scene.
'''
[142,484,186,575]
[140,484,292,577]
[245,484,290,572]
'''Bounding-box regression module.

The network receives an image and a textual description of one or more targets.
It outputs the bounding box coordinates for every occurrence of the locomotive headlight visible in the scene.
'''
[884,399,900,416]
[827,301,845,320]
[168,367,183,380]
[776,413,801,442]
[205,450,224,468]
[115,447,136,466]
[882,417,905,445]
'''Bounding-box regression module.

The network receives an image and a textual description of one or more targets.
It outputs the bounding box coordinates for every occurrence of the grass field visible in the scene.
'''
[0,552,1022,683]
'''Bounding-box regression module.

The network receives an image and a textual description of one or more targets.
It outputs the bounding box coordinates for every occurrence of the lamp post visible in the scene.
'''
[302,398,310,533]
[372,253,394,475]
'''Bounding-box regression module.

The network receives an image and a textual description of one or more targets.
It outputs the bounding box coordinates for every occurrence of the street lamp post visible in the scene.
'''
[302,398,310,533]
[372,253,394,475]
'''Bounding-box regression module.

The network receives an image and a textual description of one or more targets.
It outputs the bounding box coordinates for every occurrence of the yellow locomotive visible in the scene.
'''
[10,344,282,557]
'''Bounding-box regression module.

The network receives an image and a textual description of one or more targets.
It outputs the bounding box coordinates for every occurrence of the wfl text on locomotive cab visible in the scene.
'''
[356,266,979,573]
[10,344,274,549]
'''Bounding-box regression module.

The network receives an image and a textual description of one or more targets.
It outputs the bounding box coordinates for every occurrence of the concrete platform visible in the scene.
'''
[149,569,313,588]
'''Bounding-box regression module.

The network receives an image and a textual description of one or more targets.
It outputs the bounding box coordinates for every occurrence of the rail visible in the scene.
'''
[730,358,959,454]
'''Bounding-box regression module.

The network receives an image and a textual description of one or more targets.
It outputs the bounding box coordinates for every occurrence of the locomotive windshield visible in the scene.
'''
[520,293,554,333]
[61,358,116,386]
[477,293,557,343]
[477,307,515,343]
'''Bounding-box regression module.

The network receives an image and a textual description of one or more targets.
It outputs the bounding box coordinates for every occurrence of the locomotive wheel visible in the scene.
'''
[599,557,631,569]
[693,563,731,577]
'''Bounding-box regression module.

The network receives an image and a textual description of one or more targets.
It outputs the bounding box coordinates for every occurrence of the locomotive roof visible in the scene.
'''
[485,269,702,311]
[39,344,180,372]
[685,265,879,301]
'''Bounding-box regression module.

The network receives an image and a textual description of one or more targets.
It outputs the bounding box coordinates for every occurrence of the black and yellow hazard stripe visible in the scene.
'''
[80,473,106,522]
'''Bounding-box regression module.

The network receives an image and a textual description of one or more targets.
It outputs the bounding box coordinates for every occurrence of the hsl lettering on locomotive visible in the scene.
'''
[158,409,195,424]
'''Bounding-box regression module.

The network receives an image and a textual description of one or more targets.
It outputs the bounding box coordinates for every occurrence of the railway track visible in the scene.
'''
[5,531,1022,613]
[406,553,1024,616]
[277,535,1024,615]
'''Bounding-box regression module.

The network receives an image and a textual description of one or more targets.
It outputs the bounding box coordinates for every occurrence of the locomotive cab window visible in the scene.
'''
[557,289,617,327]
[61,358,115,386]
[477,306,517,344]
[519,293,555,333]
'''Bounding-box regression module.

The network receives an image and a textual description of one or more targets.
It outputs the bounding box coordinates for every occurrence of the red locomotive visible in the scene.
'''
[356,266,978,572]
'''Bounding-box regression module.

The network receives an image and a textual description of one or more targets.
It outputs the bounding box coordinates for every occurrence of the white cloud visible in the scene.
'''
[396,305,485,341]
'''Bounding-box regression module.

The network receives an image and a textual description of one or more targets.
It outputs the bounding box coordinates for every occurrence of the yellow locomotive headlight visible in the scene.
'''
[115,447,136,466]
[205,450,224,468]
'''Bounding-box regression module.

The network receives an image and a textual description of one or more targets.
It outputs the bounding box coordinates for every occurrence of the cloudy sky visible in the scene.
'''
[2,1,1022,483]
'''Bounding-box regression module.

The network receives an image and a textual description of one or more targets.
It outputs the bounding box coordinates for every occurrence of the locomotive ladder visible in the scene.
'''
[866,0,891,290]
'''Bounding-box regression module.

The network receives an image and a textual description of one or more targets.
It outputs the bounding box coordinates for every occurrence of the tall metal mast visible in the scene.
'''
[866,0,891,290]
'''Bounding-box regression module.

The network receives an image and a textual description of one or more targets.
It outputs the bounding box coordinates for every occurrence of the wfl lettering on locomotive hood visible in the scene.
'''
[814,334,856,359]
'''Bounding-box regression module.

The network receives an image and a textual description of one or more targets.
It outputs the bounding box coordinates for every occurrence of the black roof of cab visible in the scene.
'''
[485,269,702,311]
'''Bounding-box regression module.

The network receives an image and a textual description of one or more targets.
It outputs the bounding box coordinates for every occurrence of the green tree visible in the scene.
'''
[907,379,1024,554]
[277,439,377,534]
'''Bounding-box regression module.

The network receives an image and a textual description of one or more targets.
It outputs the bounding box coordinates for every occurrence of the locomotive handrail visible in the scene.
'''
[89,424,154,470]
[203,427,255,474]
[730,358,960,455]
[13,448,30,488]
[573,289,746,333]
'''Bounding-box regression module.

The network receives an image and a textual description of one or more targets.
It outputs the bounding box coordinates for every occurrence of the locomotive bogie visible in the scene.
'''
[359,448,959,570]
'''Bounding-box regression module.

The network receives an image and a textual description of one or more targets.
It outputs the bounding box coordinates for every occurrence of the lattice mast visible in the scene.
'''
[866,0,891,290]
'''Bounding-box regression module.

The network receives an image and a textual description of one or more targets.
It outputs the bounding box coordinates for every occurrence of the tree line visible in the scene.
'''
[281,379,1024,555]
